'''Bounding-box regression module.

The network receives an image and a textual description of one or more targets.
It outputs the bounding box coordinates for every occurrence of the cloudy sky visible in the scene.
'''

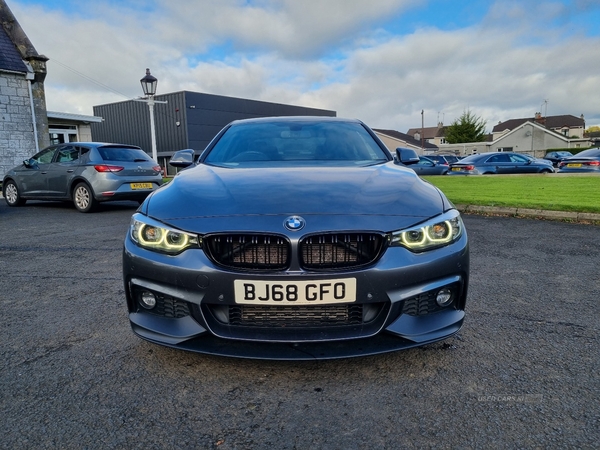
[10,0,600,132]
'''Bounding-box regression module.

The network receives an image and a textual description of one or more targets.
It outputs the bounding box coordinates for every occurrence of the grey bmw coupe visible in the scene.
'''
[123,117,469,360]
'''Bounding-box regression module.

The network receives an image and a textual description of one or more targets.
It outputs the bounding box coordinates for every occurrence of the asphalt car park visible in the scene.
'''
[1,201,598,448]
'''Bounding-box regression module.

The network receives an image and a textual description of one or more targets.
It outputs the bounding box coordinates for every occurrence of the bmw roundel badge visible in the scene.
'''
[284,215,305,231]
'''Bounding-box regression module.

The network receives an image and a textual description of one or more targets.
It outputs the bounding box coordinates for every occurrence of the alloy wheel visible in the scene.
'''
[75,185,90,210]
[5,183,18,205]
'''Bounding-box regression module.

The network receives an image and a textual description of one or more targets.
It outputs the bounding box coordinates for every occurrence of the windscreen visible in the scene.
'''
[204,121,390,167]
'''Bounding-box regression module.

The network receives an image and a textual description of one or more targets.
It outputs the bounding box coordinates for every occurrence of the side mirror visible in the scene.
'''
[395,148,420,165]
[23,158,35,168]
[169,149,195,168]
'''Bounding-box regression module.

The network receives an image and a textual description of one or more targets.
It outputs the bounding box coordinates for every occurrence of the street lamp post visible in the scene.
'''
[138,68,166,162]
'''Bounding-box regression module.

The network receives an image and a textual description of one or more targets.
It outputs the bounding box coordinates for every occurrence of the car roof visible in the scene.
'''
[228,116,361,126]
[58,142,142,149]
[74,142,140,146]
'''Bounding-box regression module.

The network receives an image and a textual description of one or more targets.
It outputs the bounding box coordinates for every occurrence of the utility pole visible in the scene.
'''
[421,110,424,151]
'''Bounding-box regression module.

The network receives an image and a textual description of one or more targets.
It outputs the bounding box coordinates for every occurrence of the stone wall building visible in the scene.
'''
[0,0,49,177]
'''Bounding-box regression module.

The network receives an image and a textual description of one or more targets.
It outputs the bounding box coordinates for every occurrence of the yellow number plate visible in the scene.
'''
[130,183,153,190]
[566,163,581,168]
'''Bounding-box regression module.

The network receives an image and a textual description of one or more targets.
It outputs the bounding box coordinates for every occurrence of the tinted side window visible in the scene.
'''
[56,145,79,163]
[487,154,510,163]
[509,154,528,163]
[79,146,91,158]
[32,147,58,164]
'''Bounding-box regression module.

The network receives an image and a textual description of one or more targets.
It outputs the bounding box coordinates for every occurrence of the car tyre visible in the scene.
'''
[3,180,26,206]
[73,182,97,213]
[540,169,553,174]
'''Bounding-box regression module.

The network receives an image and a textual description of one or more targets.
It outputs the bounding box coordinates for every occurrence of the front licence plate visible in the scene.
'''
[566,163,581,168]
[130,182,153,190]
[234,278,357,305]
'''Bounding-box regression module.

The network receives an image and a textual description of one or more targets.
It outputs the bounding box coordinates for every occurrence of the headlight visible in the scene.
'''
[390,209,463,252]
[130,214,201,254]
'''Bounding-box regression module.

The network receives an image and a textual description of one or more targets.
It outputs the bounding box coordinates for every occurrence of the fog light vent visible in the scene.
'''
[435,288,453,307]
[140,291,157,309]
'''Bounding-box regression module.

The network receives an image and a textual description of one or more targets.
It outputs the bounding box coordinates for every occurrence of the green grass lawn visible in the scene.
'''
[423,174,600,214]
[1,174,597,213]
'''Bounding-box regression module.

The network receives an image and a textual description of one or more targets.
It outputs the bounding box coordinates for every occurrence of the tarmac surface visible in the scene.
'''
[0,200,598,449]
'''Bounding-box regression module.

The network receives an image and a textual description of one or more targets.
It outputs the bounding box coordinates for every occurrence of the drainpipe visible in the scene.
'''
[24,62,39,152]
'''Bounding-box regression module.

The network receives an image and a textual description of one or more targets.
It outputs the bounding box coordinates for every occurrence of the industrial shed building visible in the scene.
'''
[92,91,336,174]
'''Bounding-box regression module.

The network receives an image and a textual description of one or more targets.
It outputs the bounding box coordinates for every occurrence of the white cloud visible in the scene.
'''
[10,0,600,132]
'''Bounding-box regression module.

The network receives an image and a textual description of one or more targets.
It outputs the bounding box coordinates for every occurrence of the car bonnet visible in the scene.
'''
[143,162,447,234]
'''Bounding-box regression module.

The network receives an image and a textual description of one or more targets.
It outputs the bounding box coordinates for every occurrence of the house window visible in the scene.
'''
[497,147,513,152]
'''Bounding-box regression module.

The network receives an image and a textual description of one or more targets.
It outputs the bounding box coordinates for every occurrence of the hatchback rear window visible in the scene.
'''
[574,148,600,158]
[98,146,151,162]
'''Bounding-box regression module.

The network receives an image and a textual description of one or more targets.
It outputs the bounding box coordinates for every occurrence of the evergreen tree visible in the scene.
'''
[445,110,487,143]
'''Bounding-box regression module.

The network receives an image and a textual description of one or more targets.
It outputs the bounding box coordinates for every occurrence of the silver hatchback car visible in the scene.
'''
[2,142,163,212]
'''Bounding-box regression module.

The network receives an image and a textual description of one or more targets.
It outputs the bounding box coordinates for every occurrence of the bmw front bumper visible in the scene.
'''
[123,232,469,360]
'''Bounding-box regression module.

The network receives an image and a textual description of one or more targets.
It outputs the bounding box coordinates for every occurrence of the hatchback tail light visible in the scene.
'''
[153,165,162,173]
[585,161,600,166]
[464,165,475,171]
[94,165,124,173]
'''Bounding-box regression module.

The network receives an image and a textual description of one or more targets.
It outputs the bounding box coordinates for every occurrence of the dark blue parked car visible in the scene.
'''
[558,148,600,173]
[544,151,573,167]
[449,152,554,175]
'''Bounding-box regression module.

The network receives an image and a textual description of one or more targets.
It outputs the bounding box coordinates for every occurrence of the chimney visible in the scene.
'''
[534,112,545,126]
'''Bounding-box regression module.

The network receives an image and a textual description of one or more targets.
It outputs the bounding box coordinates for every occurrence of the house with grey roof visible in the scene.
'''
[405,112,591,157]
[406,122,448,146]
[373,128,438,154]
[437,119,590,157]
[0,0,49,176]
[493,113,586,140]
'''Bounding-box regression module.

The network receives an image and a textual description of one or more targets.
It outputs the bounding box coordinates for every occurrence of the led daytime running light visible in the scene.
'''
[391,210,463,252]
[130,215,199,254]
[136,224,190,250]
